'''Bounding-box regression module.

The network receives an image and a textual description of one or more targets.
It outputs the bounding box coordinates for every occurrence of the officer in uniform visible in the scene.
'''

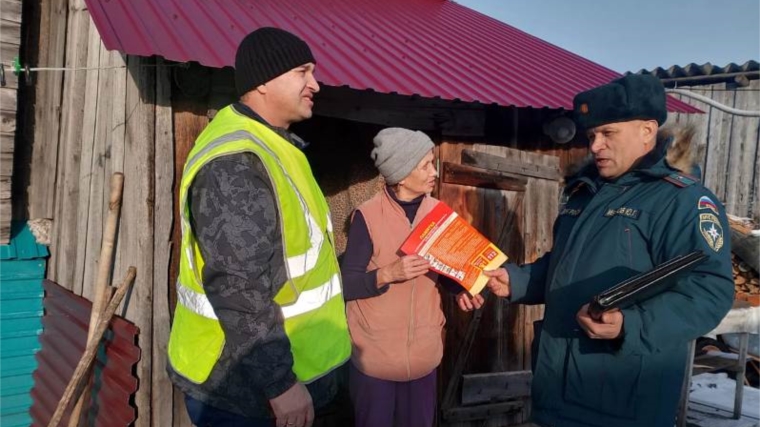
[481,74,735,427]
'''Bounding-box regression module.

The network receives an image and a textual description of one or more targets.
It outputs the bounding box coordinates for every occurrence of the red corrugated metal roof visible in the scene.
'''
[83,0,699,112]
[29,281,140,427]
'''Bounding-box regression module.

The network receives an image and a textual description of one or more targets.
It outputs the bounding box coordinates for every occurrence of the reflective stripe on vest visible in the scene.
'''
[176,272,342,321]
[175,280,218,320]
[280,273,341,319]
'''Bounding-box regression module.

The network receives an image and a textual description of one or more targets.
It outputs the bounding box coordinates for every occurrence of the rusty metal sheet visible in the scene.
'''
[29,280,140,427]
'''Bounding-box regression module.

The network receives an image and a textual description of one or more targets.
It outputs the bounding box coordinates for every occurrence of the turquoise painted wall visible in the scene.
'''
[0,222,48,427]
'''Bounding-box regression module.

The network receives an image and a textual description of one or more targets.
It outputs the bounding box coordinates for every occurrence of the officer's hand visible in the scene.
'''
[456,291,485,311]
[484,268,511,297]
[378,255,430,285]
[576,303,624,340]
[270,382,314,427]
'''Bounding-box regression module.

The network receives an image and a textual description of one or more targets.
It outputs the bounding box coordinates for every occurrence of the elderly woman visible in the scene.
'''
[340,127,480,427]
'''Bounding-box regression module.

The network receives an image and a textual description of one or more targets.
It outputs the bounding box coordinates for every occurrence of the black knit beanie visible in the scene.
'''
[234,27,316,97]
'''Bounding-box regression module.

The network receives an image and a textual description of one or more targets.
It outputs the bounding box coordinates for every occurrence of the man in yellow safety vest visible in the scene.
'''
[167,27,351,427]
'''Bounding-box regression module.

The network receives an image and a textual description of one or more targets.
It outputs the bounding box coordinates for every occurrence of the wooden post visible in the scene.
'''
[90,173,124,332]
[677,339,696,427]
[733,333,749,419]
[67,172,124,426]
[170,63,209,427]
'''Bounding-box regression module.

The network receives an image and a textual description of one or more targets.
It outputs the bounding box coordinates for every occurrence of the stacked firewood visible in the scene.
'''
[728,215,755,236]
[726,214,759,305]
[733,253,759,295]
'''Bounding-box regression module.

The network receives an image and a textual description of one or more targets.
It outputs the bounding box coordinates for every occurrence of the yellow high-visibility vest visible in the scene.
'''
[167,105,350,384]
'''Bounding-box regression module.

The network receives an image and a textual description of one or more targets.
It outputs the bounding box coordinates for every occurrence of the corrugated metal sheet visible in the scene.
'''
[631,60,759,80]
[83,0,699,112]
[0,222,48,427]
[29,280,140,427]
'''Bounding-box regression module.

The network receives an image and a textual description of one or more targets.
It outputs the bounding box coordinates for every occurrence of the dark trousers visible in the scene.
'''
[349,363,436,427]
[184,392,352,427]
[184,395,273,427]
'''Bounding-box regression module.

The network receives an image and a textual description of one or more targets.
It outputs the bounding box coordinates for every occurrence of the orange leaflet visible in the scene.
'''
[400,201,507,295]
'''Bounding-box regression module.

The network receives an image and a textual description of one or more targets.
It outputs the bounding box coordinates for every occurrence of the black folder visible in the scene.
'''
[587,250,708,320]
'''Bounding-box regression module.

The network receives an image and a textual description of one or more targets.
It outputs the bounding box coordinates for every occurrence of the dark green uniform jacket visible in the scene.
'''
[506,139,734,427]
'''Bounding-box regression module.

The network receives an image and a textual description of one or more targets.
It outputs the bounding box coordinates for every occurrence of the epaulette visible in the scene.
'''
[663,172,697,188]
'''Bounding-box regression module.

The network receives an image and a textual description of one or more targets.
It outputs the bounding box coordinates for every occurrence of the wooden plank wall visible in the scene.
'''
[27,0,66,222]
[667,80,760,221]
[26,1,177,425]
[0,0,22,243]
[153,58,177,427]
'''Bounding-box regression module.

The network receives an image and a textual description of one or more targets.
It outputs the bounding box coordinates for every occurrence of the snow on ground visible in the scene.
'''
[690,372,760,420]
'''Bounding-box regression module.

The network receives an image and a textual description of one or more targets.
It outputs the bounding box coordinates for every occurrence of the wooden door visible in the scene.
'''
[437,140,561,427]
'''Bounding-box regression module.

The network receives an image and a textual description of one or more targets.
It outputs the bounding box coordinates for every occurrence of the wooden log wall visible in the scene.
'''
[23,1,178,425]
[0,0,22,243]
[667,79,760,222]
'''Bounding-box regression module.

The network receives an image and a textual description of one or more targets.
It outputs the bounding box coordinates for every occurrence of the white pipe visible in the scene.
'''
[666,88,760,117]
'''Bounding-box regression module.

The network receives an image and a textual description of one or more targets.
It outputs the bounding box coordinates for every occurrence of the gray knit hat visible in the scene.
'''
[371,128,434,185]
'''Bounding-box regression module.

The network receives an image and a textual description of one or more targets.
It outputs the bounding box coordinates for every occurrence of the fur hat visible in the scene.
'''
[573,74,667,130]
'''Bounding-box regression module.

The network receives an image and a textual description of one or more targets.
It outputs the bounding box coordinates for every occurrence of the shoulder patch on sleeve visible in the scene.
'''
[699,211,725,252]
[663,172,697,188]
[697,195,724,251]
